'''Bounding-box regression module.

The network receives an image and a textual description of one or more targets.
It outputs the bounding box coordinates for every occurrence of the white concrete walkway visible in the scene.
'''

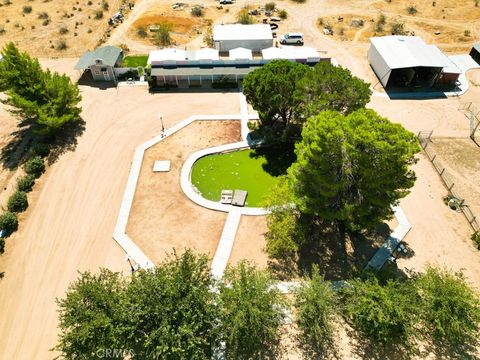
[211,210,242,279]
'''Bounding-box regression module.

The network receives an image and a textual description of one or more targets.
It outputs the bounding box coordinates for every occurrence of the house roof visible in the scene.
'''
[148,49,187,64]
[74,46,122,69]
[261,46,320,61]
[213,24,273,41]
[370,36,453,70]
[229,47,253,60]
[186,48,219,61]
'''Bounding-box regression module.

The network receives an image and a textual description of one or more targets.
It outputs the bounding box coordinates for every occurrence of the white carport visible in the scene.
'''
[147,49,187,65]
[368,36,460,89]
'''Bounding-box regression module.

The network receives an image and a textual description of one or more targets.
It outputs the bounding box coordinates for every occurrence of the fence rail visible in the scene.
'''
[418,131,479,232]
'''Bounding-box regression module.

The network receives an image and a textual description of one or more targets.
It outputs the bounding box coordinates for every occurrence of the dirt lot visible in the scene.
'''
[0,0,128,57]
[428,137,480,219]
[127,120,240,264]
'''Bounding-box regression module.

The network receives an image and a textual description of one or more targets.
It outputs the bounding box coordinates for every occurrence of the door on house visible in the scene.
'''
[101,67,110,81]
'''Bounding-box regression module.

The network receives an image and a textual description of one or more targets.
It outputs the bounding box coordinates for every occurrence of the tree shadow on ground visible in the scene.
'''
[0,117,86,170]
[347,326,419,360]
[268,221,413,282]
[421,337,480,360]
[0,119,35,170]
[46,118,86,165]
[250,142,296,177]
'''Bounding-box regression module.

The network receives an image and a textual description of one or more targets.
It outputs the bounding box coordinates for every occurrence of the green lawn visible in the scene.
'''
[191,146,295,207]
[122,55,148,68]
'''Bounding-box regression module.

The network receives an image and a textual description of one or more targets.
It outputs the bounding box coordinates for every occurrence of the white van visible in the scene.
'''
[280,32,304,45]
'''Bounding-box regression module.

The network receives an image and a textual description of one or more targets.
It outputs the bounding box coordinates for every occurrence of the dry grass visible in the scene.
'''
[0,0,129,57]
[126,4,224,46]
[316,0,480,52]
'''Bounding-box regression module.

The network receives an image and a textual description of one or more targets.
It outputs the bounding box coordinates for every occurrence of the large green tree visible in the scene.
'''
[296,61,372,119]
[342,276,418,345]
[219,261,286,360]
[122,250,219,359]
[0,42,81,135]
[415,267,480,346]
[56,269,126,359]
[242,59,309,136]
[288,109,419,231]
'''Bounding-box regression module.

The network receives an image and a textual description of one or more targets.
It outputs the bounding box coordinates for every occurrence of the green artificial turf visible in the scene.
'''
[191,148,291,207]
[122,55,148,67]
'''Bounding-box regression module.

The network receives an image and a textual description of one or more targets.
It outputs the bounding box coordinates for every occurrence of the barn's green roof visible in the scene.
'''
[74,46,122,69]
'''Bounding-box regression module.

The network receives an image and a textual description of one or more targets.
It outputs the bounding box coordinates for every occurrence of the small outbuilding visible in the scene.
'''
[368,36,461,90]
[74,45,123,82]
[470,44,480,65]
[213,24,273,52]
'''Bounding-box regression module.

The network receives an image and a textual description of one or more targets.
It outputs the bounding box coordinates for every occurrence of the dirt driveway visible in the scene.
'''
[0,86,240,359]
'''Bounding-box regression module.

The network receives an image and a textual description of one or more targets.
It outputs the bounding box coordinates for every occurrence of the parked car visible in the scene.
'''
[280,32,304,45]
[219,0,233,4]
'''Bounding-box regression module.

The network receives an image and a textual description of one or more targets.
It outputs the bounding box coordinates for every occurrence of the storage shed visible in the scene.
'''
[368,36,461,90]
[74,46,123,82]
[213,24,273,52]
[229,47,253,60]
[470,44,480,65]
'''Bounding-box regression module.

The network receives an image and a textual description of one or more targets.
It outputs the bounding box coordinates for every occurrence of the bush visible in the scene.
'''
[0,211,19,238]
[7,191,28,213]
[42,18,50,26]
[154,22,173,46]
[23,5,32,14]
[137,26,147,38]
[25,156,45,178]
[17,174,36,192]
[416,267,480,345]
[56,39,67,50]
[33,143,50,157]
[265,2,276,11]
[191,5,204,17]
[278,9,288,19]
[94,10,103,19]
[0,26,5,35]
[375,14,386,32]
[237,8,255,24]
[342,276,417,344]
[406,5,418,15]
[295,266,338,357]
[464,29,471,37]
[390,20,406,35]
[291,0,306,3]
[87,0,92,5]
[38,11,49,19]
[59,25,68,34]
[472,231,480,249]
[101,0,108,11]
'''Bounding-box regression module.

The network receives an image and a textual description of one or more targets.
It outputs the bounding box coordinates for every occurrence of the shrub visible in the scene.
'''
[25,156,45,178]
[56,39,67,50]
[279,9,288,19]
[390,20,406,35]
[464,29,471,37]
[33,143,50,158]
[191,5,204,17]
[416,267,480,345]
[295,266,338,357]
[87,0,92,5]
[375,14,386,32]
[406,5,418,14]
[101,0,108,11]
[137,26,147,38]
[42,18,50,26]
[17,174,36,192]
[0,26,5,35]
[87,28,92,33]
[7,191,28,213]
[265,2,276,11]
[38,11,49,19]
[342,276,418,344]
[0,212,19,238]
[237,8,255,24]
[472,231,480,249]
[23,5,33,14]
[59,25,68,34]
[154,22,173,46]
[94,10,103,19]
[3,0,12,5]
[291,0,306,3]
